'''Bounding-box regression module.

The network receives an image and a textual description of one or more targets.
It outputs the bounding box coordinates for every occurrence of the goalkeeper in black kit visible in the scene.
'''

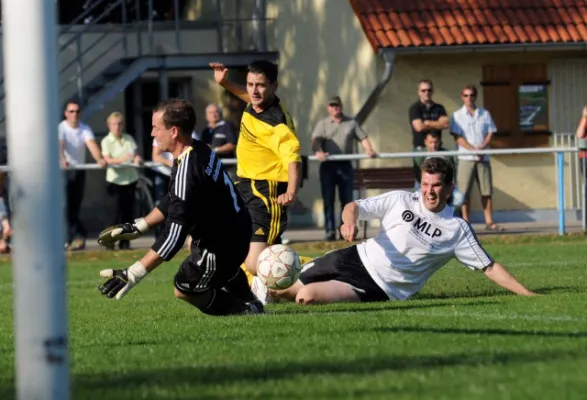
[97,98,264,315]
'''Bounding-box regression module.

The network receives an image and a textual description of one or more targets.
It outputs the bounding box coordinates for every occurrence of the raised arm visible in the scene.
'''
[210,63,250,104]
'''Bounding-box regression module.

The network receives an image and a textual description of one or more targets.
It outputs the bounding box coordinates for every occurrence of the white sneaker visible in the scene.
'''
[251,276,271,306]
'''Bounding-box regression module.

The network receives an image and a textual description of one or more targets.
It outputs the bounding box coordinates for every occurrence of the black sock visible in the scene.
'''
[198,288,250,316]
[222,268,256,303]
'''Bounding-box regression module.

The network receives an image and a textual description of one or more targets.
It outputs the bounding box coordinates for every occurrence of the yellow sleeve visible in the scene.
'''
[265,123,302,167]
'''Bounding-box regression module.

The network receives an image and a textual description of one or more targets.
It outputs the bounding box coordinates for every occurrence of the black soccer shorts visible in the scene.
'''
[236,178,288,245]
[174,236,249,295]
[299,246,389,302]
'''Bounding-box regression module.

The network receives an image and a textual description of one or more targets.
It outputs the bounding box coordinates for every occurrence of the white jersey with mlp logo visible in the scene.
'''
[355,190,493,300]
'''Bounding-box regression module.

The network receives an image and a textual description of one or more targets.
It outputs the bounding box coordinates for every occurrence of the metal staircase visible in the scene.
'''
[0,0,277,129]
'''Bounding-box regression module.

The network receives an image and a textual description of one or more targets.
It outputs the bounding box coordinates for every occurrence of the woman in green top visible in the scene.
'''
[101,112,143,250]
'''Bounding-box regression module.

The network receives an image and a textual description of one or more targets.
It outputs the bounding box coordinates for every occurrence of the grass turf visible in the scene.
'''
[0,236,586,399]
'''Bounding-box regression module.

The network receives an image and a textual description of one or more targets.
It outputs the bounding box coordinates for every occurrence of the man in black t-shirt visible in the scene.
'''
[408,79,449,184]
[200,103,238,178]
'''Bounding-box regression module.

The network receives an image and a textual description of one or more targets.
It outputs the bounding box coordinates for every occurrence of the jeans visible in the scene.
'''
[65,170,87,243]
[319,161,354,234]
[107,182,137,249]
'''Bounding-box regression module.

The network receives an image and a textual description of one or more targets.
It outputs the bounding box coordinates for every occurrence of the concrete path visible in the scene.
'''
[81,221,585,251]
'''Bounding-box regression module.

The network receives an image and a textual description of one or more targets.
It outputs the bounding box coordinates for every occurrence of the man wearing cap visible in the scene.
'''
[311,96,376,241]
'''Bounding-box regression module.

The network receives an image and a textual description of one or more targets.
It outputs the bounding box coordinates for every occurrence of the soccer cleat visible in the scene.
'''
[245,299,265,314]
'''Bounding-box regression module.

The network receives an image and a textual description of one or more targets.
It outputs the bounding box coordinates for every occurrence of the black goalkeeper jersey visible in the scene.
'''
[152,141,251,261]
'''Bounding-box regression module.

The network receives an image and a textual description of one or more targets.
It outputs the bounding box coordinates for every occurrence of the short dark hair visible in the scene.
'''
[421,157,454,186]
[153,98,196,137]
[418,79,433,88]
[462,84,478,96]
[424,131,441,140]
[247,60,278,83]
[64,99,81,111]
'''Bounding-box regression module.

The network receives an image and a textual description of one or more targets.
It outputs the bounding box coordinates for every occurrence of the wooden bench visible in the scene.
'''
[353,167,415,238]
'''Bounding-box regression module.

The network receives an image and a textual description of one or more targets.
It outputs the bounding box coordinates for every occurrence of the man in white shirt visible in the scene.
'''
[450,84,502,231]
[58,99,106,250]
[253,157,536,304]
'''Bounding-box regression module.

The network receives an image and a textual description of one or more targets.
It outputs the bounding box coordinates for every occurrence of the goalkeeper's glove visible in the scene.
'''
[98,261,148,300]
[97,217,150,248]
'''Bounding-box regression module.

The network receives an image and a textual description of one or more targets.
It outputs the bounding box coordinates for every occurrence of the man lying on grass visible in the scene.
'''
[253,157,538,305]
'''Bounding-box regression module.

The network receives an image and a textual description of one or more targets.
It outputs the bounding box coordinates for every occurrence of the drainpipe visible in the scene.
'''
[355,50,396,125]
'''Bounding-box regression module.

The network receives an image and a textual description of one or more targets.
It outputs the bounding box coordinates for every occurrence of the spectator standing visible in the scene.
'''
[200,103,238,178]
[101,112,143,250]
[311,96,376,241]
[409,79,449,185]
[450,84,503,231]
[59,99,106,251]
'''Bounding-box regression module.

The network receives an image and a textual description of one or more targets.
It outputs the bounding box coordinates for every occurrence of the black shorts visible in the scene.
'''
[174,236,249,295]
[299,246,389,302]
[236,178,288,245]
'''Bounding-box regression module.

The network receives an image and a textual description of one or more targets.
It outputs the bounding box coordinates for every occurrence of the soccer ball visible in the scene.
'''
[256,244,302,290]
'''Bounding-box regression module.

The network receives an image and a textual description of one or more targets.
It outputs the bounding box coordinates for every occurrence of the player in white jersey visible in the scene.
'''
[253,157,537,304]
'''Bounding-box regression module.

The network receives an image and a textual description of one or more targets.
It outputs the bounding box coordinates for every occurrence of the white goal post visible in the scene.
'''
[2,0,70,399]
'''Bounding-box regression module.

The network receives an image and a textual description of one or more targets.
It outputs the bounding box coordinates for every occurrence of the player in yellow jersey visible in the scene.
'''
[209,60,302,279]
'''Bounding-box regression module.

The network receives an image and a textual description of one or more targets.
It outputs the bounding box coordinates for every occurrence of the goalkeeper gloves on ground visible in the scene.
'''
[97,217,150,247]
[98,262,148,300]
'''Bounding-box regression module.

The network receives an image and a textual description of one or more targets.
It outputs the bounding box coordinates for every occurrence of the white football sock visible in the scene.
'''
[251,276,271,306]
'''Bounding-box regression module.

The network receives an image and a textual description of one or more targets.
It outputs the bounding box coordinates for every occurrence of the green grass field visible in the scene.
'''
[1,236,586,399]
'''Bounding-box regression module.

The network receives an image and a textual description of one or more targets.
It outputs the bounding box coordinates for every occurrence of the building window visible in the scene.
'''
[519,85,549,132]
[481,64,550,148]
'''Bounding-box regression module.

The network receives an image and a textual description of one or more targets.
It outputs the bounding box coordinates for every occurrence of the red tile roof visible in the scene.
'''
[349,0,587,50]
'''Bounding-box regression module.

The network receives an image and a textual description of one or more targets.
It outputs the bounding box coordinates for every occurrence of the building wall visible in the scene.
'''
[367,51,587,216]
[265,0,378,227]
[18,1,587,231]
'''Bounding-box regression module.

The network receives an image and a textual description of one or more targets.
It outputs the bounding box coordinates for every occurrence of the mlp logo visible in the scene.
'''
[402,210,442,238]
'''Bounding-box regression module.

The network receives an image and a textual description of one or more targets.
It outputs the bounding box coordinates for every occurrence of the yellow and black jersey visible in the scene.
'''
[237,97,301,182]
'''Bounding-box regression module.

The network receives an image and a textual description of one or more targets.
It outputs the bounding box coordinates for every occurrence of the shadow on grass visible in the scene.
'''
[57,348,581,399]
[532,286,585,295]
[270,299,500,315]
[373,326,587,338]
[416,285,583,300]
[0,346,582,399]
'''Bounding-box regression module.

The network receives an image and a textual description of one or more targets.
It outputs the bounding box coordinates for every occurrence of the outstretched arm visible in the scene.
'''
[484,262,537,296]
[210,62,250,103]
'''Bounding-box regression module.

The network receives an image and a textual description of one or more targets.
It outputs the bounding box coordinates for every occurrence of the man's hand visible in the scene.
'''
[98,218,150,247]
[340,223,359,242]
[97,159,107,168]
[209,62,228,85]
[98,262,148,300]
[366,149,377,158]
[315,151,329,161]
[60,159,69,169]
[277,191,296,206]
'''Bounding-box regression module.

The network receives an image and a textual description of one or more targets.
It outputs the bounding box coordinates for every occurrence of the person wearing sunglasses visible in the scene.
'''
[450,84,503,232]
[408,80,449,186]
[58,99,107,251]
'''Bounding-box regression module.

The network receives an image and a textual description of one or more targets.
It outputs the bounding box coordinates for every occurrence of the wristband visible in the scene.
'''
[128,261,148,280]
[134,217,150,234]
